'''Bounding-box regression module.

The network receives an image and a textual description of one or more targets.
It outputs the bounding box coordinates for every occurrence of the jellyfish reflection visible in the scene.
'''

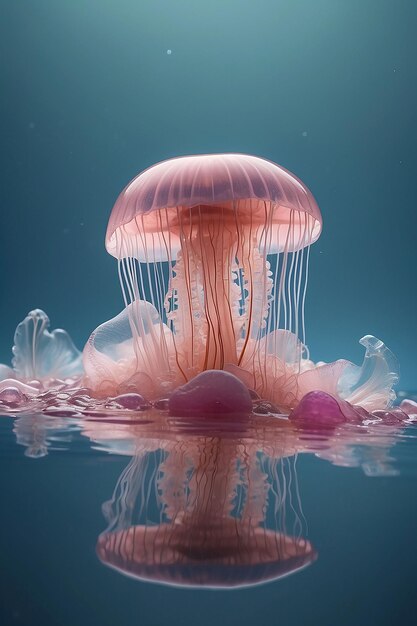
[96,423,315,589]
[9,407,416,587]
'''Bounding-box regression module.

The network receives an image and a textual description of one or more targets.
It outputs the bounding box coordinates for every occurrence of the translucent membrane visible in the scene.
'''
[113,201,316,402]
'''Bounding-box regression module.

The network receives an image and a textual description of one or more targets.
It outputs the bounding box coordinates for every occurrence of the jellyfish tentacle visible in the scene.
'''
[168,205,242,373]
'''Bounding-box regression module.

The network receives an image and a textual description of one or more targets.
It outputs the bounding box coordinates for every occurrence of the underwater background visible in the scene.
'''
[1,1,417,625]
[1,0,417,387]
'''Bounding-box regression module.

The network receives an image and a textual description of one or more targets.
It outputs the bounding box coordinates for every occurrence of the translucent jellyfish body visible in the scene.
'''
[82,154,401,416]
[0,154,413,424]
[84,153,321,400]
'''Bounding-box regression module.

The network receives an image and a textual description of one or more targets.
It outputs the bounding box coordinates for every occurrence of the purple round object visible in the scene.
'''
[0,386,24,405]
[289,391,351,427]
[113,393,149,411]
[168,370,253,418]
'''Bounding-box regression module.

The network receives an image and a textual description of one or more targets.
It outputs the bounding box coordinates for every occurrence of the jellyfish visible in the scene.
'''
[0,154,413,424]
[82,153,402,418]
[83,154,323,404]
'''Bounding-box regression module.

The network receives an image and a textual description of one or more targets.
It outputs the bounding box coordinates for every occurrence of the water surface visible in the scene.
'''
[1,403,417,626]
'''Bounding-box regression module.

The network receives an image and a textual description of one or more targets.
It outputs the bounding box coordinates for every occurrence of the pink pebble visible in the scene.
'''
[289,391,356,427]
[400,399,417,416]
[113,393,149,411]
[168,370,252,418]
[0,386,25,405]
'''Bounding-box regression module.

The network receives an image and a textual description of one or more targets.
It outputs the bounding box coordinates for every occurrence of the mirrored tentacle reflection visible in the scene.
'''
[12,412,81,458]
[6,408,417,588]
[96,426,315,589]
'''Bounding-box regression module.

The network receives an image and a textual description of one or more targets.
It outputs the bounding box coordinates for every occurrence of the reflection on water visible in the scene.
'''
[4,399,417,589]
[97,433,314,588]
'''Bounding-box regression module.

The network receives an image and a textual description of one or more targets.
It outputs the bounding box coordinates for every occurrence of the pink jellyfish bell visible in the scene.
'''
[83,153,322,402]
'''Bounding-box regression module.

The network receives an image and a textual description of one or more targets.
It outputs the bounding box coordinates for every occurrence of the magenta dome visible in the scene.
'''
[105,153,322,260]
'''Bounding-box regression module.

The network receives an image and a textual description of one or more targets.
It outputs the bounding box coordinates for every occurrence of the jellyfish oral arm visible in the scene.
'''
[168,205,277,378]
[170,207,241,372]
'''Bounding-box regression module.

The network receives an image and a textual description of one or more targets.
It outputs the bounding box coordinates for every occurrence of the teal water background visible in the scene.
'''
[1,0,416,386]
[1,2,417,625]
